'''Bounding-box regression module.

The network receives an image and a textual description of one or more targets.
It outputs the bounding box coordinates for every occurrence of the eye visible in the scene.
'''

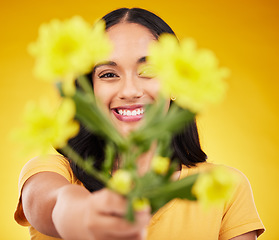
[138,64,157,79]
[99,72,119,79]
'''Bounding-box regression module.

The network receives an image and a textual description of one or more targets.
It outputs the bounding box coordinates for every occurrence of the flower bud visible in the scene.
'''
[151,156,170,175]
[108,169,133,195]
[132,197,150,212]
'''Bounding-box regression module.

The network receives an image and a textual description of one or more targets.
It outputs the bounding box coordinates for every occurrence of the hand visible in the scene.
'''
[84,189,151,240]
[53,186,151,240]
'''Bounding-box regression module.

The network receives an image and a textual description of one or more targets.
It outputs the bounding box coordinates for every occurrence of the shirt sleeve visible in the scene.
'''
[219,168,265,239]
[14,154,74,226]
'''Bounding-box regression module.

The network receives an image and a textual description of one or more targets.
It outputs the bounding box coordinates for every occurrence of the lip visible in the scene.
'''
[111,104,144,122]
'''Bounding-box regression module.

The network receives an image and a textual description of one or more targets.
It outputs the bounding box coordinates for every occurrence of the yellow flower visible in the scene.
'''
[14,98,79,155]
[148,34,229,112]
[151,156,170,175]
[132,197,150,211]
[192,166,239,209]
[108,169,133,195]
[137,63,158,79]
[28,16,112,93]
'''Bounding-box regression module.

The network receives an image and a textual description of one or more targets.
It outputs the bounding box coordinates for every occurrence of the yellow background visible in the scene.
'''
[1,0,278,239]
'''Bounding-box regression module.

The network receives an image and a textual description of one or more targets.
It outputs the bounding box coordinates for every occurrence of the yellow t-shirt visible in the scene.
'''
[14,155,265,240]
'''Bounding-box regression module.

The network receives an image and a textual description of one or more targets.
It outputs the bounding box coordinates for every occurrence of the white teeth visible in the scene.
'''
[117,108,144,116]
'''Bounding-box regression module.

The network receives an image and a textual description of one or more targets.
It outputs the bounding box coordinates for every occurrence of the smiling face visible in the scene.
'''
[93,23,169,136]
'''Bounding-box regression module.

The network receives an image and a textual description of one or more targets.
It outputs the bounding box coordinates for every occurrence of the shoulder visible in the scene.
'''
[182,162,253,202]
[192,162,256,202]
[180,162,265,239]
[20,154,70,174]
[15,154,78,227]
[18,154,79,190]
[184,162,249,182]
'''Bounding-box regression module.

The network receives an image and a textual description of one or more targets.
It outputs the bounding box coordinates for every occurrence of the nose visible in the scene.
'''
[118,74,144,100]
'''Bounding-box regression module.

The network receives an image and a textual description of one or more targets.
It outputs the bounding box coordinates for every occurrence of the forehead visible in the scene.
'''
[106,23,156,58]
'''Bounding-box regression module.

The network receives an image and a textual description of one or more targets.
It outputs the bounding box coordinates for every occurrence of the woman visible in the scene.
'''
[15,8,264,240]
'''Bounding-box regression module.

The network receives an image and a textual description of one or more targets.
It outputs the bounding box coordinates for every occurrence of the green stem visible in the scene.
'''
[77,75,95,103]
[61,144,109,184]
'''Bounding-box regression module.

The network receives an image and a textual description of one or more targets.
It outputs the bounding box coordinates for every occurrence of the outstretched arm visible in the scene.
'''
[22,171,150,240]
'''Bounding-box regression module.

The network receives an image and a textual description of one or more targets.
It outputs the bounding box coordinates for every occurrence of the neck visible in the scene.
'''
[112,142,157,175]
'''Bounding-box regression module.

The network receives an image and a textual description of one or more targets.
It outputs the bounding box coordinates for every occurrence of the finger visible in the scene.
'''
[93,189,127,216]
[96,213,138,233]
[98,211,150,237]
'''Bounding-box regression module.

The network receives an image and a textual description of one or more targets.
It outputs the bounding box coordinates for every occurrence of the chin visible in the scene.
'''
[117,122,141,136]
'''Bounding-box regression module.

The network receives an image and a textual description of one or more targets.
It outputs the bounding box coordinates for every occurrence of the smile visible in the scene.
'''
[112,106,144,122]
[118,108,144,116]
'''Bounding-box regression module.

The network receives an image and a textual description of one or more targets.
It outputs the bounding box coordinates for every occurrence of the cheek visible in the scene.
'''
[93,83,113,108]
[145,78,170,112]
[145,78,161,99]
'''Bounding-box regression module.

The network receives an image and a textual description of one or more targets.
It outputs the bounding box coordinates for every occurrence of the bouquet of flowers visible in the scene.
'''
[15,16,237,221]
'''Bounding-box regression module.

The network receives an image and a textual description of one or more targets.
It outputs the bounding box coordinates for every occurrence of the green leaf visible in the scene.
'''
[145,173,198,213]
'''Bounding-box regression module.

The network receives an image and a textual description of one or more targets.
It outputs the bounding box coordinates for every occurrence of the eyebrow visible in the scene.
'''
[93,56,148,72]
[93,61,117,72]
